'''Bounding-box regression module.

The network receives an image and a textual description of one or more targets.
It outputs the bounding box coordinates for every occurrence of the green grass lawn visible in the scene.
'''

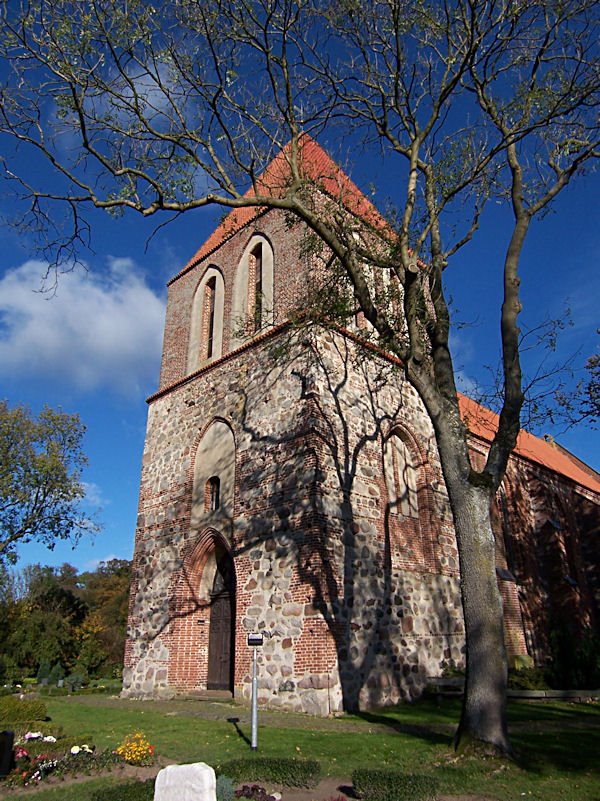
[3,695,599,801]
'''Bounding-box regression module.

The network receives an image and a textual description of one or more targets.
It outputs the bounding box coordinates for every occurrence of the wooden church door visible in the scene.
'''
[207,552,235,690]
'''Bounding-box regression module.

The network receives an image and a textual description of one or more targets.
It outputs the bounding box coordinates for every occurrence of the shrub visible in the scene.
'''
[48,663,65,685]
[115,731,155,766]
[218,757,320,788]
[507,667,549,690]
[217,774,236,801]
[441,665,465,678]
[352,769,438,801]
[38,685,70,697]
[235,783,276,801]
[65,672,87,692]
[78,685,115,695]
[89,778,155,801]
[0,695,47,723]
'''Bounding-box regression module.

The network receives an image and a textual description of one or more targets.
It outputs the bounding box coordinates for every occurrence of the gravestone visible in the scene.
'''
[0,731,14,777]
[154,762,216,801]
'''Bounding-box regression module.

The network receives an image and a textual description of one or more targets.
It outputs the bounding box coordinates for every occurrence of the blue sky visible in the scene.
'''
[0,145,598,574]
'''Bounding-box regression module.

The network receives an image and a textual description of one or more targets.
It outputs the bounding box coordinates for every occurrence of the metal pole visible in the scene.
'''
[251,646,258,750]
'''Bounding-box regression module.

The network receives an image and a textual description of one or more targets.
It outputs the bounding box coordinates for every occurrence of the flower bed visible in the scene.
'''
[0,729,156,789]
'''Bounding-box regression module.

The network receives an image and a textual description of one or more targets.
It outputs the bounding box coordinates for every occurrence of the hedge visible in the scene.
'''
[0,695,48,723]
[352,768,439,801]
[218,757,321,788]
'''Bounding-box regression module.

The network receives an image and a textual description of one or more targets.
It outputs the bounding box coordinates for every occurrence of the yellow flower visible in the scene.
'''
[115,731,155,766]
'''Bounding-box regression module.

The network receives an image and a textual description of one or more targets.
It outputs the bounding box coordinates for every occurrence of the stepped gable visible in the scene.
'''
[459,394,600,494]
[172,135,388,282]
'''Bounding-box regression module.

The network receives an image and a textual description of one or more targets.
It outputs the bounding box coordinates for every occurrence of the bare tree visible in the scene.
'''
[1,0,598,753]
[555,330,600,427]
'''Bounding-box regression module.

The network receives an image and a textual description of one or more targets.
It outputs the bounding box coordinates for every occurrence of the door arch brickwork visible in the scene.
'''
[168,531,236,692]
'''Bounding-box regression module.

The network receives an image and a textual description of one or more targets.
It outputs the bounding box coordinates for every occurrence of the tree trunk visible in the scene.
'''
[432,413,511,754]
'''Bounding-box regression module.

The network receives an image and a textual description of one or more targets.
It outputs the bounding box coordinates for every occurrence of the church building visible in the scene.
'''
[122,140,600,714]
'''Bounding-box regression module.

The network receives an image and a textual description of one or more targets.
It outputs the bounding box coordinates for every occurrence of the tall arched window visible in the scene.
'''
[204,277,217,359]
[384,431,419,518]
[231,235,274,348]
[188,267,225,373]
[248,243,263,333]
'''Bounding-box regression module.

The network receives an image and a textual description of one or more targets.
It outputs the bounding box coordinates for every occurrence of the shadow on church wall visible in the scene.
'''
[125,326,466,712]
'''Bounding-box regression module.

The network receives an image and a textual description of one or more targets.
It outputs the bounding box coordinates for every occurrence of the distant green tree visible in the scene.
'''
[0,560,131,679]
[7,564,87,673]
[78,560,131,674]
[0,401,98,564]
[36,658,51,681]
[75,611,109,677]
[0,565,17,680]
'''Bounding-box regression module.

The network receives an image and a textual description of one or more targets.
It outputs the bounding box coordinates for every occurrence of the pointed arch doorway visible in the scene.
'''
[207,549,236,691]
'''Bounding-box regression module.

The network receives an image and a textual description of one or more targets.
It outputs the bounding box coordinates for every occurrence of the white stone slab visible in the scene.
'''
[154,762,216,801]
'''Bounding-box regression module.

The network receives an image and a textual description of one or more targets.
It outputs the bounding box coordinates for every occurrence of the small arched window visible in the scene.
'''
[188,267,225,373]
[205,476,221,512]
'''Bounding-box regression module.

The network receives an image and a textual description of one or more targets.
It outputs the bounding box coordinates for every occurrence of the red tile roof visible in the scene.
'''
[459,394,600,495]
[170,137,599,496]
[171,135,388,281]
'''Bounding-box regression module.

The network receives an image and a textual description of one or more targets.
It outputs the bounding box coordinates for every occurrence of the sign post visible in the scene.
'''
[247,632,263,750]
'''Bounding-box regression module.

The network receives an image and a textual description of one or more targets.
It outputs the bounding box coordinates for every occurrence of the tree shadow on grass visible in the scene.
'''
[513,727,600,774]
[352,709,453,746]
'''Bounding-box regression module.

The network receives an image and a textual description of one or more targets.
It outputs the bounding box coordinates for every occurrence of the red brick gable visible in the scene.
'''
[167,136,598,498]
[459,394,600,495]
[170,135,388,283]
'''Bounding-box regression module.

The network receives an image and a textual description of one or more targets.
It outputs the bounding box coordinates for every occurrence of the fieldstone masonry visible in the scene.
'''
[123,144,600,713]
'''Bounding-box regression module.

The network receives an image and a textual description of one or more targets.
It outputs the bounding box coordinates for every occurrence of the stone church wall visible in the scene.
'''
[123,322,467,712]
[123,200,599,714]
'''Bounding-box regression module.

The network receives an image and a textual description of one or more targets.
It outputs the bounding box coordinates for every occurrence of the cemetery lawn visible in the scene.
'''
[8,695,600,801]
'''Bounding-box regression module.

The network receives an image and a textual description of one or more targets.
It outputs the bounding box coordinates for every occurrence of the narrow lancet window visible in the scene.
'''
[206,476,221,511]
[247,243,263,332]
[204,277,217,359]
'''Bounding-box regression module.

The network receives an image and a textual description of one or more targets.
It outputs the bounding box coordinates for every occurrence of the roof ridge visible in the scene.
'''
[169,135,389,283]
[458,394,600,495]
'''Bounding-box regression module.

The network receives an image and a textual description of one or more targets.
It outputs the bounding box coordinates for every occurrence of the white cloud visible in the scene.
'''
[82,481,107,509]
[84,555,121,571]
[0,258,165,395]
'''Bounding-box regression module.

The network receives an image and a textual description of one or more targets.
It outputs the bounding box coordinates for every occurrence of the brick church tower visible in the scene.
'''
[122,139,600,713]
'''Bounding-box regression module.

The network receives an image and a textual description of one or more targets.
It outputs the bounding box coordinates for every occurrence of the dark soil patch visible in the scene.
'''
[277,777,498,801]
